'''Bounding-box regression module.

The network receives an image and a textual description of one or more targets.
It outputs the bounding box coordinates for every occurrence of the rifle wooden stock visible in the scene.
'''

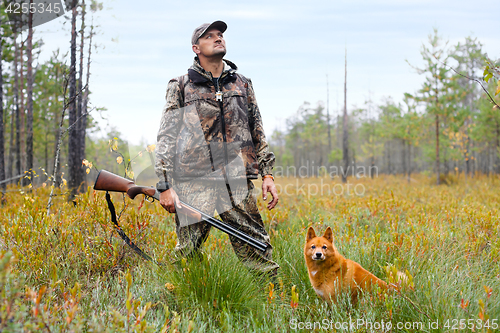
[93,170,270,252]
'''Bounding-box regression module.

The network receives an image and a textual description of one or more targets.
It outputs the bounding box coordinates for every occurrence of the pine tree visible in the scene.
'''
[342,48,348,183]
[410,29,453,185]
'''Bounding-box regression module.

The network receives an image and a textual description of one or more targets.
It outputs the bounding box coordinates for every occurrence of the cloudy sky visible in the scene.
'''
[31,0,500,146]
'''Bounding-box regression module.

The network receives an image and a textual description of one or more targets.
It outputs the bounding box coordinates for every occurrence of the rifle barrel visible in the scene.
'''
[179,201,269,252]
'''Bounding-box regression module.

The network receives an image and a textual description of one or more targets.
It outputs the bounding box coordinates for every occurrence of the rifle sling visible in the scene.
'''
[105,191,163,266]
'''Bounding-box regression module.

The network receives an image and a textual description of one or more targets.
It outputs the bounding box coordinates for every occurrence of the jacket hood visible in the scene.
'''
[188,57,238,84]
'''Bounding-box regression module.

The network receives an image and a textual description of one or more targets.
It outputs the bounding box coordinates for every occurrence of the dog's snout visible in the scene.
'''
[315,252,323,258]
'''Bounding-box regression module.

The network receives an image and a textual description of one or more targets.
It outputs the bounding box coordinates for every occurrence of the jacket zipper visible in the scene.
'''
[216,78,237,207]
[215,79,230,169]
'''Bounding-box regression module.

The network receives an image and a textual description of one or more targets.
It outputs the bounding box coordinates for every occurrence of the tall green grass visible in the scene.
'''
[0,175,499,331]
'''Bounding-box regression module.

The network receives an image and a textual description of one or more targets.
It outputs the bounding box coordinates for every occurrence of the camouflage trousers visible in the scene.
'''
[173,178,279,275]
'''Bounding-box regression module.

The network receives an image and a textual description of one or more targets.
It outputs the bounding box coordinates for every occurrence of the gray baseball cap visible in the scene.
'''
[191,20,227,45]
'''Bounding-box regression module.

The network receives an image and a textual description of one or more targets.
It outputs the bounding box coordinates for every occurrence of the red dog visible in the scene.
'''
[304,227,389,304]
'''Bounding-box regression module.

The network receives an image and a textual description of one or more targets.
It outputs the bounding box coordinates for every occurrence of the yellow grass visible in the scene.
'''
[0,173,498,331]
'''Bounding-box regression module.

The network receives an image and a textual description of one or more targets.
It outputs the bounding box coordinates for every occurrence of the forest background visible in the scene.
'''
[1,1,500,193]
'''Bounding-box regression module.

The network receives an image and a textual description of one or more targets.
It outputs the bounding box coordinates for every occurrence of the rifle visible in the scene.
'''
[94,170,269,252]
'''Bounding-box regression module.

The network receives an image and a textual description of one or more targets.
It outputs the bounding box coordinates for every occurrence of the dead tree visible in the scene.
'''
[342,48,349,183]
[0,17,5,192]
[14,33,21,184]
[26,2,34,186]
[67,0,80,198]
[77,0,87,188]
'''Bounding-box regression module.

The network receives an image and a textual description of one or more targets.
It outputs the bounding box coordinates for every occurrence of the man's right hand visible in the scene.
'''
[159,188,182,213]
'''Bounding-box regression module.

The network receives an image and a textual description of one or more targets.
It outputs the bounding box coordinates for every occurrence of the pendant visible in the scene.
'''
[216,91,223,102]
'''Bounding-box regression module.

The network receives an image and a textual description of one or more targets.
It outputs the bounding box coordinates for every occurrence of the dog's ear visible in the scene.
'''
[306,227,316,241]
[323,227,333,242]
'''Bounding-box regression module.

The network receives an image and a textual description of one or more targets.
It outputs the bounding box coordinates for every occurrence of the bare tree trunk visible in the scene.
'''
[336,113,340,150]
[342,48,348,183]
[435,113,440,185]
[370,155,374,179]
[52,111,61,186]
[52,63,61,185]
[482,149,486,175]
[0,19,5,192]
[48,77,70,215]
[465,142,469,177]
[68,0,79,198]
[481,149,485,176]
[434,74,440,185]
[402,139,406,177]
[44,128,48,173]
[496,121,500,174]
[326,74,331,160]
[14,34,21,184]
[387,141,391,174]
[7,82,15,182]
[318,145,322,177]
[469,140,473,178]
[78,0,88,188]
[6,28,15,182]
[19,40,25,177]
[26,5,34,186]
[444,148,448,176]
[488,143,492,177]
[408,143,412,183]
[471,140,475,177]
[76,1,83,177]
[370,119,375,179]
[352,150,356,178]
[464,152,467,185]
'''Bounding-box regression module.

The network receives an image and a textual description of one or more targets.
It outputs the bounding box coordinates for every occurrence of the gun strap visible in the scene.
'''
[105,191,163,266]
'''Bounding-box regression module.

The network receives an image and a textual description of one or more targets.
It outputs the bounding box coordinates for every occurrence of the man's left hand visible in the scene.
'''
[262,177,279,210]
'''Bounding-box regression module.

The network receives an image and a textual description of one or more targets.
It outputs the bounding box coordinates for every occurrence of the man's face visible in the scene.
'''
[193,28,226,58]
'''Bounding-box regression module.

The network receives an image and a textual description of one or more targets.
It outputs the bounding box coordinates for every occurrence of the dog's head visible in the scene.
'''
[304,226,336,262]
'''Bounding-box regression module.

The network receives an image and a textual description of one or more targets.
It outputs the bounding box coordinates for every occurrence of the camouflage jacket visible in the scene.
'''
[155,58,275,183]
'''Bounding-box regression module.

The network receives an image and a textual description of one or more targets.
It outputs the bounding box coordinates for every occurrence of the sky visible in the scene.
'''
[22,0,500,146]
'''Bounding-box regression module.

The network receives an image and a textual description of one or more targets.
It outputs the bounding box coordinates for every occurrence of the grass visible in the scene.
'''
[0,173,499,332]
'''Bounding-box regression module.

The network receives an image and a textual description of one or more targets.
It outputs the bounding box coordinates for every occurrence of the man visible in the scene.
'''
[155,20,279,277]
